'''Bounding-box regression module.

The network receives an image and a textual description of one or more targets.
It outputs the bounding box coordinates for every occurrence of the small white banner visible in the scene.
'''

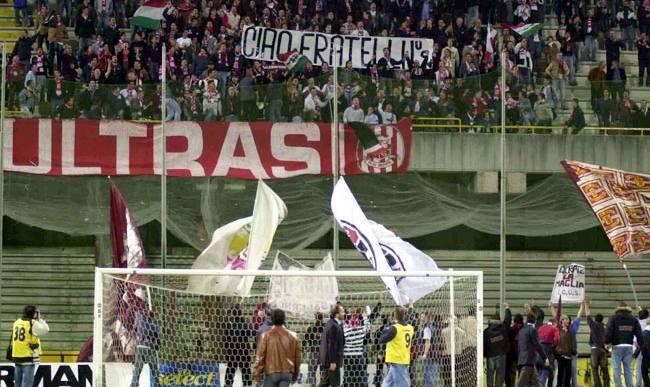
[550,263,586,303]
[268,251,339,319]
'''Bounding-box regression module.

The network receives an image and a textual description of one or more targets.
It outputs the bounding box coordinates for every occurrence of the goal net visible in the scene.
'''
[93,268,483,387]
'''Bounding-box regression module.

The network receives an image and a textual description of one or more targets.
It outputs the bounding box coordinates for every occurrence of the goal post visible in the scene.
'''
[93,268,483,387]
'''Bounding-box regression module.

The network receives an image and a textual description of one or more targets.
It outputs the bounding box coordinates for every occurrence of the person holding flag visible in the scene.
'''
[379,306,414,387]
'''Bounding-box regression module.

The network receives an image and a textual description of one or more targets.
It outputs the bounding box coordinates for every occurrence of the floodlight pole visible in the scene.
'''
[499,50,507,317]
[0,42,6,321]
[332,45,339,268]
[161,44,167,268]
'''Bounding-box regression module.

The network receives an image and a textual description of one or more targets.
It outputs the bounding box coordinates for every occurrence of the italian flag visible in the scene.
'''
[132,0,166,30]
[277,50,310,74]
[500,22,543,38]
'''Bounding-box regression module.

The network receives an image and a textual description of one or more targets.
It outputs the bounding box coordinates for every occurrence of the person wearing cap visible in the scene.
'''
[379,306,414,387]
[11,305,49,387]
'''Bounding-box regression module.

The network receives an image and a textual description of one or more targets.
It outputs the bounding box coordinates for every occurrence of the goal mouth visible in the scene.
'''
[94,268,483,387]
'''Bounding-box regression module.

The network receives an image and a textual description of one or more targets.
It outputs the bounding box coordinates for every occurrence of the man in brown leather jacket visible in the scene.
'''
[254,309,302,387]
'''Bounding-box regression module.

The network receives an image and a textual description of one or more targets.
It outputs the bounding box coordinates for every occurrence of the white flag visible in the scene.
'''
[268,251,339,319]
[331,178,444,305]
[188,180,287,296]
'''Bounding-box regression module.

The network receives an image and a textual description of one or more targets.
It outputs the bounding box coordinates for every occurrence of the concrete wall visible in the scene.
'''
[411,132,650,173]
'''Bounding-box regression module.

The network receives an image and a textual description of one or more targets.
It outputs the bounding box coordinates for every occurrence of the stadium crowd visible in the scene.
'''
[7,0,650,131]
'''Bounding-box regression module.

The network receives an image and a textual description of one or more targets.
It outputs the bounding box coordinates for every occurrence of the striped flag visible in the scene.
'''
[132,0,167,30]
[500,22,543,38]
[562,160,650,259]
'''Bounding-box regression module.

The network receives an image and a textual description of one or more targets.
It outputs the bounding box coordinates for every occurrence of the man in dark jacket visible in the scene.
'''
[563,98,586,135]
[320,304,346,387]
[12,30,34,70]
[484,303,512,387]
[506,313,524,387]
[584,300,610,387]
[516,312,549,387]
[638,32,650,87]
[606,301,644,387]
[225,305,255,387]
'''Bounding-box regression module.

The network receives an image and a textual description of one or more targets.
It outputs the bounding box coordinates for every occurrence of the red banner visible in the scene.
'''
[562,160,650,259]
[4,119,411,178]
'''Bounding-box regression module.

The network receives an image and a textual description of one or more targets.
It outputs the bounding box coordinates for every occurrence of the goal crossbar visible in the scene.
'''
[94,267,483,277]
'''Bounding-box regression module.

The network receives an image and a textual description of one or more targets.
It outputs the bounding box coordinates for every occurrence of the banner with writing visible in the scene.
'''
[4,119,411,178]
[241,26,434,69]
[550,263,586,303]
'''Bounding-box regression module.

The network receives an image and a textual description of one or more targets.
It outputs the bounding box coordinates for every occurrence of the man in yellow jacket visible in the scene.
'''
[379,306,414,387]
[11,305,49,387]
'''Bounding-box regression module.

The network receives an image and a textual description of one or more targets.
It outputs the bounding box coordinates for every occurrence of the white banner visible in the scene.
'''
[268,252,339,319]
[241,26,435,69]
[550,263,586,303]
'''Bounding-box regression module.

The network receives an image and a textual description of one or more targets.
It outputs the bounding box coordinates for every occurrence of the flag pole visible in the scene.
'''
[0,42,7,320]
[499,49,507,318]
[332,45,339,269]
[161,44,167,268]
[621,259,639,308]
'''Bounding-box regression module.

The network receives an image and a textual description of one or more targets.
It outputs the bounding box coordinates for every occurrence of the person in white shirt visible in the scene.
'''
[378,102,397,124]
[350,21,369,37]
[364,106,379,125]
[176,30,192,50]
[343,97,365,123]
[303,87,328,121]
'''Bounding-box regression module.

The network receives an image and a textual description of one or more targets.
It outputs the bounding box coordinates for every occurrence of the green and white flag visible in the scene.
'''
[277,50,311,74]
[500,22,543,38]
[132,0,167,30]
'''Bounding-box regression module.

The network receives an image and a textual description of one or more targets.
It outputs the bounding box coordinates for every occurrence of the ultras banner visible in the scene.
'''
[241,26,434,69]
[4,119,411,178]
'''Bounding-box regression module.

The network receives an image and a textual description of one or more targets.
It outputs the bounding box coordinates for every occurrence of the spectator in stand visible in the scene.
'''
[641,0,650,35]
[7,56,26,110]
[545,53,570,110]
[75,7,96,60]
[535,94,554,128]
[34,5,49,52]
[304,87,328,122]
[619,90,640,128]
[606,30,626,67]
[639,100,650,128]
[515,39,533,87]
[584,8,598,62]
[617,0,638,51]
[12,30,35,71]
[641,312,650,387]
[638,33,650,87]
[563,98,586,135]
[607,60,627,102]
[13,0,29,27]
[606,301,644,387]
[484,303,511,387]
[588,62,607,111]
[224,304,254,387]
[597,89,616,128]
[19,80,37,117]
[47,12,65,73]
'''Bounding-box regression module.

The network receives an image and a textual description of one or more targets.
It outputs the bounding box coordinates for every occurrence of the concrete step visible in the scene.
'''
[0,5,13,18]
